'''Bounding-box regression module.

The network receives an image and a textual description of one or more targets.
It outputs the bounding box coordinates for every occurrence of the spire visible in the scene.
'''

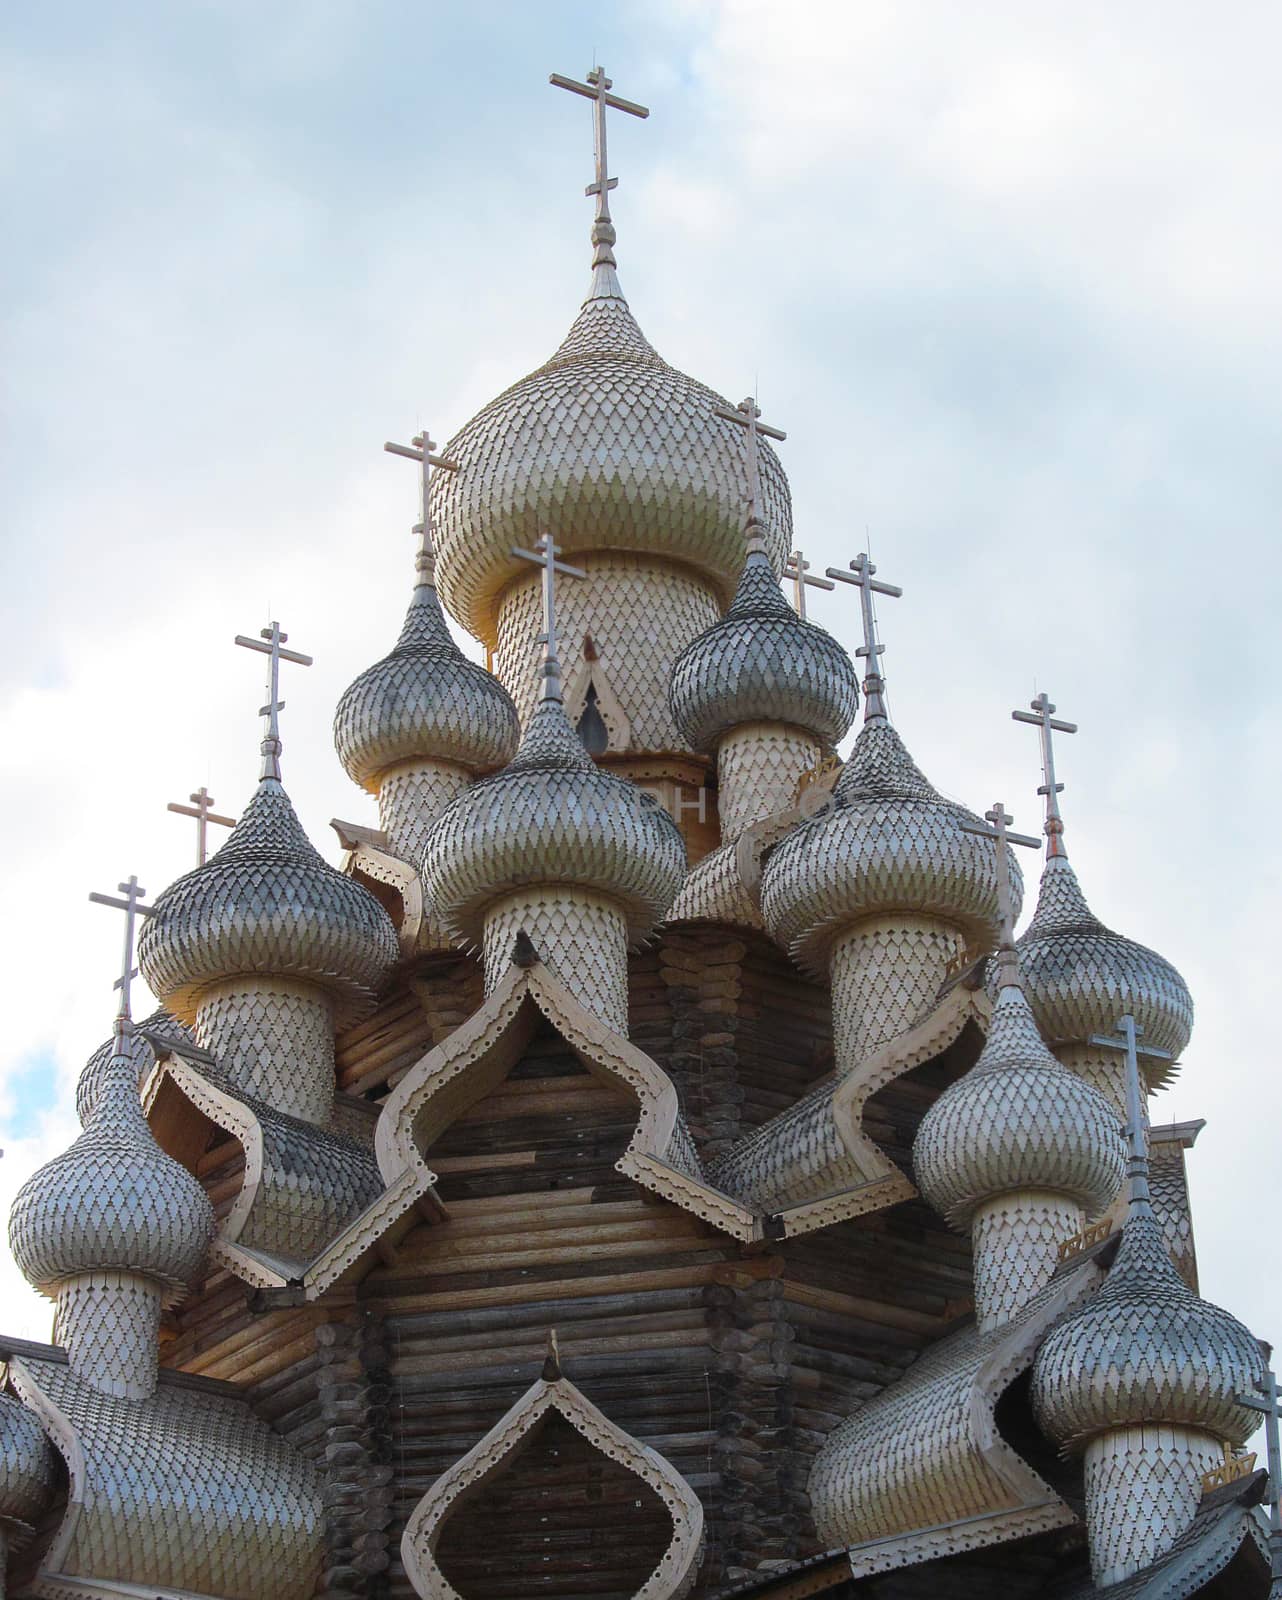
[234,619,313,782]
[714,396,788,554]
[550,64,650,300]
[511,535,587,708]
[1012,692,1078,860]
[86,874,154,1047]
[385,428,459,589]
[826,553,903,724]
[959,802,1041,991]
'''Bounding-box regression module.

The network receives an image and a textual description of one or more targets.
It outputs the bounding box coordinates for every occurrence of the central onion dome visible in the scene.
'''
[139,778,398,1026]
[428,271,793,646]
[914,982,1127,1226]
[423,697,686,948]
[762,721,1021,972]
[334,548,519,792]
[10,1044,214,1300]
[668,549,859,751]
[992,852,1193,1087]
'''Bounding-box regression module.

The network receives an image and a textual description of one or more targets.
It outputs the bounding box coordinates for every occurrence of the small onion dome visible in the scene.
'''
[76,1006,194,1125]
[667,551,859,752]
[1032,1209,1261,1451]
[429,278,792,645]
[914,983,1126,1227]
[333,578,519,792]
[762,720,1022,973]
[9,1044,215,1301]
[423,698,686,947]
[138,778,399,1027]
[0,1393,55,1528]
[986,853,1192,1086]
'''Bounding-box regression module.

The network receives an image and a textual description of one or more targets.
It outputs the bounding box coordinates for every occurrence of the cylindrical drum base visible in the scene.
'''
[483,888,629,1036]
[55,1270,162,1400]
[378,759,469,868]
[195,977,335,1124]
[716,723,820,840]
[971,1189,1084,1331]
[1085,1425,1223,1587]
[829,916,967,1072]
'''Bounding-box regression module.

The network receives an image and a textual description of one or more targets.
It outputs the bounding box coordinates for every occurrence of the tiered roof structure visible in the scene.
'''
[1,59,1274,1600]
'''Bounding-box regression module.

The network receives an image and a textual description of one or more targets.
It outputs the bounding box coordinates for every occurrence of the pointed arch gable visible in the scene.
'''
[401,1360,703,1600]
[563,657,633,753]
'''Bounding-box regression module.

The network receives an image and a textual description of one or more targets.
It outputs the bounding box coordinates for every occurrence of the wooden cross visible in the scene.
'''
[782,550,834,619]
[384,429,458,576]
[1089,1014,1175,1175]
[510,535,587,705]
[234,620,313,781]
[960,803,1041,988]
[550,65,649,270]
[1012,693,1078,859]
[1236,1362,1282,1589]
[826,553,903,724]
[88,874,154,1033]
[714,397,786,534]
[167,786,235,867]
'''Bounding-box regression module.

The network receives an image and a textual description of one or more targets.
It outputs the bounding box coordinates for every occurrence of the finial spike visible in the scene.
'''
[89,875,154,1040]
[385,432,458,585]
[167,786,235,866]
[1012,692,1078,858]
[543,1327,562,1381]
[511,537,587,705]
[826,553,903,723]
[235,621,313,780]
[960,802,1041,988]
[550,66,649,278]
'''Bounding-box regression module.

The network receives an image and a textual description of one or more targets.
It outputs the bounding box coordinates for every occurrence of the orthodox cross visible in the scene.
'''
[88,874,154,1036]
[1237,1361,1282,1593]
[384,430,458,577]
[167,786,235,867]
[511,535,587,704]
[1088,1015,1174,1181]
[550,65,649,271]
[960,802,1041,988]
[234,620,313,781]
[826,553,903,723]
[1012,692,1078,859]
[714,397,787,535]
[783,550,834,620]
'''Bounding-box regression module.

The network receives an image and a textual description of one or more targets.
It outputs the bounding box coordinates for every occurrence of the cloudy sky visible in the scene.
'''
[3,0,1279,1381]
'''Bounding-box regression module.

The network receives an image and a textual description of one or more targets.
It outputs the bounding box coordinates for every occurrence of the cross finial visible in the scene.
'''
[550,65,649,277]
[1234,1358,1282,1588]
[234,620,314,781]
[167,785,236,866]
[825,553,903,724]
[510,535,587,705]
[782,550,834,620]
[1012,692,1078,859]
[384,430,459,585]
[1088,1015,1176,1210]
[88,875,154,1040]
[713,397,787,546]
[960,802,1041,989]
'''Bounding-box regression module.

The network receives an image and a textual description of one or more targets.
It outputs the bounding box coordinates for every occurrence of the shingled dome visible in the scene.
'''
[139,778,398,1027]
[0,1392,56,1530]
[668,552,859,752]
[423,697,686,948]
[76,1007,193,1125]
[762,720,1020,973]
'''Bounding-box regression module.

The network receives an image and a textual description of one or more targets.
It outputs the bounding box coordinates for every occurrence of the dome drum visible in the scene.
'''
[53,1270,164,1402]
[482,887,630,1035]
[715,723,821,840]
[194,975,337,1126]
[829,915,968,1071]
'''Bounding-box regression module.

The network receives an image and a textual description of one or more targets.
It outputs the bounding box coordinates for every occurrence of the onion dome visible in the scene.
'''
[990,853,1192,1086]
[9,1043,215,1301]
[0,1393,55,1529]
[333,546,519,793]
[139,777,399,1027]
[914,982,1127,1227]
[423,697,686,948]
[762,721,1022,973]
[429,270,792,646]
[668,549,859,751]
[76,1006,193,1125]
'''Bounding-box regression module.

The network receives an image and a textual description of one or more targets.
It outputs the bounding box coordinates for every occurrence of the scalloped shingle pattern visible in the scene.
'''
[1083,1424,1225,1588]
[139,778,398,1027]
[715,723,819,840]
[762,721,1020,972]
[989,853,1193,1063]
[914,985,1126,1227]
[430,286,792,644]
[0,1391,55,1526]
[668,555,858,752]
[9,1050,214,1300]
[423,699,686,947]
[76,1007,193,1124]
[333,581,518,792]
[196,978,335,1126]
[1031,1210,1263,1451]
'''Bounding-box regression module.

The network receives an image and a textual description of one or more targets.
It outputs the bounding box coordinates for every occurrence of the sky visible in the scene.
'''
[2,0,1279,1387]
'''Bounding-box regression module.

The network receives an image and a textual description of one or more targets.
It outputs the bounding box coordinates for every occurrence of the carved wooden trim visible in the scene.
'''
[564,657,633,753]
